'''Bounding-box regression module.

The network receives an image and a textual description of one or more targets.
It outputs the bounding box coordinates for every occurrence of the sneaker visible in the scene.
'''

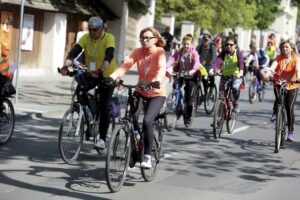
[271,114,276,122]
[94,139,106,150]
[287,132,294,142]
[233,104,240,113]
[141,155,152,169]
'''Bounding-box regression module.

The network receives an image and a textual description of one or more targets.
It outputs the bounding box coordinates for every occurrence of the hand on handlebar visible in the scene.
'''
[90,69,103,78]
[59,66,69,76]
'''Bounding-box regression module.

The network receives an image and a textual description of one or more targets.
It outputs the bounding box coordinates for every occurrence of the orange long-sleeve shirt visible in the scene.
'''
[110,46,166,97]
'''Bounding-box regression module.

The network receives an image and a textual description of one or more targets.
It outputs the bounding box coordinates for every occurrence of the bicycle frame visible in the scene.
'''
[219,76,234,120]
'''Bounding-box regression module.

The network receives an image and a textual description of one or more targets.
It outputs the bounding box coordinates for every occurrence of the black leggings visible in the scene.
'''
[273,86,298,132]
[75,75,114,141]
[132,93,165,155]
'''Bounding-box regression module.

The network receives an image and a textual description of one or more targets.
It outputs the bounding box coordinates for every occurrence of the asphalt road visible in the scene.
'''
[1,75,300,200]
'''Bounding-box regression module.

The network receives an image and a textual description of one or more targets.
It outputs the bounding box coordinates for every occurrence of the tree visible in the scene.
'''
[253,0,282,30]
[155,0,257,36]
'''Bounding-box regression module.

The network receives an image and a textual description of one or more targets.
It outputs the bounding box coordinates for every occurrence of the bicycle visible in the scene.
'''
[166,71,195,128]
[212,74,238,139]
[273,80,297,153]
[58,63,116,164]
[0,80,15,145]
[105,80,164,193]
[195,75,218,114]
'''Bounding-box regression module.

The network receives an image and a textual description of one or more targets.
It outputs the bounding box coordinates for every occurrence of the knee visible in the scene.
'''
[143,117,153,129]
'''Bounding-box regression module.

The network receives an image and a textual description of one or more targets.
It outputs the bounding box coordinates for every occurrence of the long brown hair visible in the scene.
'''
[139,27,165,48]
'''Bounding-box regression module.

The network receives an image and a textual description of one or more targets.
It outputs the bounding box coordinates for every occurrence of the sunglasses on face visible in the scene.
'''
[226,43,235,47]
[89,28,99,32]
[140,36,156,42]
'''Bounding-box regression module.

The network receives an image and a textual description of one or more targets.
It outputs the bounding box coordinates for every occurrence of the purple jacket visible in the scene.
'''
[213,50,244,71]
[166,47,200,72]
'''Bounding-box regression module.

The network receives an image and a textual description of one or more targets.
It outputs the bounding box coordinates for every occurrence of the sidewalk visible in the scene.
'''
[12,71,141,120]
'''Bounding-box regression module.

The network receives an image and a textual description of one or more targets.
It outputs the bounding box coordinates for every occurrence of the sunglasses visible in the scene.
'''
[226,43,235,47]
[89,28,99,32]
[140,36,156,42]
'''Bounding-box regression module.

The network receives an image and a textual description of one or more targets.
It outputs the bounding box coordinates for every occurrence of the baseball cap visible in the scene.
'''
[88,16,104,28]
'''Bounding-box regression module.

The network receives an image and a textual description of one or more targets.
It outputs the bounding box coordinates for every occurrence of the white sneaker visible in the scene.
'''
[141,155,152,169]
[94,139,106,150]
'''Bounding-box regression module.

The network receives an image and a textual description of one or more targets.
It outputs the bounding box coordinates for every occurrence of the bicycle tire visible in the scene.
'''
[58,107,84,164]
[0,98,15,145]
[275,105,283,153]
[105,124,131,193]
[248,79,256,104]
[212,100,225,139]
[166,92,178,129]
[141,122,161,182]
[226,109,237,134]
[204,83,217,114]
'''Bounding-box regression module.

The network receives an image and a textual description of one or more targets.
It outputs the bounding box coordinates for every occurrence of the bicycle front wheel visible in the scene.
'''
[58,107,84,164]
[105,124,131,193]
[275,105,284,153]
[204,83,217,114]
[0,98,15,145]
[226,109,237,134]
[212,100,224,139]
[141,122,162,182]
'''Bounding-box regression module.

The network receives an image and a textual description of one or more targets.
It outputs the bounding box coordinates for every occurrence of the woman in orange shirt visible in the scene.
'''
[105,27,166,168]
[264,40,300,141]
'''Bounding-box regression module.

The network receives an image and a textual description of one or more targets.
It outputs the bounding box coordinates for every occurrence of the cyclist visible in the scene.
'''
[104,27,166,169]
[0,42,11,111]
[60,16,117,150]
[263,39,300,141]
[196,31,217,99]
[265,41,276,66]
[211,35,244,112]
[166,34,200,126]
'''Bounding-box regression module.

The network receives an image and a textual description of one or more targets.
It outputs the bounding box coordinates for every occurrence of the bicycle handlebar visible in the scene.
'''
[113,80,160,90]
[170,71,194,79]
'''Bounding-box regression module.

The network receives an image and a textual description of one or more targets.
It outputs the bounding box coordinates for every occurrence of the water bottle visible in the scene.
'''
[133,130,140,149]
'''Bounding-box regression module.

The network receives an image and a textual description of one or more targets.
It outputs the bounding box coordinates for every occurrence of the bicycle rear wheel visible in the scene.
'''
[141,122,162,182]
[226,109,237,134]
[105,124,131,193]
[0,98,15,145]
[58,107,84,164]
[212,100,224,139]
[204,83,217,114]
[275,105,284,153]
[248,79,256,104]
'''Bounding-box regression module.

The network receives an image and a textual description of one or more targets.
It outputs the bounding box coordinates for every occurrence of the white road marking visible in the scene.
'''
[226,125,251,135]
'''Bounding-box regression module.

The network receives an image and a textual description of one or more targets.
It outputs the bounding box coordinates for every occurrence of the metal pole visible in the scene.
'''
[14,0,25,104]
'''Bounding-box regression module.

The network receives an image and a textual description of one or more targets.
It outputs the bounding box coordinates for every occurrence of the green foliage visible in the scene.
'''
[254,0,282,30]
[155,0,282,35]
